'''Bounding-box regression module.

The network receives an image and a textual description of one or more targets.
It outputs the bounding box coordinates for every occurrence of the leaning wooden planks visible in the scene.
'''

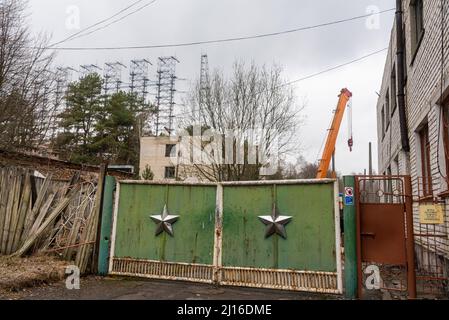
[0,167,31,255]
[12,172,81,257]
[0,166,102,275]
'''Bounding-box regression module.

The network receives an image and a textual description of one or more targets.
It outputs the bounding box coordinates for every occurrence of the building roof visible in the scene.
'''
[0,149,133,180]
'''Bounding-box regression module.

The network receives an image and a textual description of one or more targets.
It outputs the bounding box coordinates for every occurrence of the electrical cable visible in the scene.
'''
[173,47,388,118]
[66,0,158,43]
[44,8,395,51]
[281,48,388,87]
[49,0,151,47]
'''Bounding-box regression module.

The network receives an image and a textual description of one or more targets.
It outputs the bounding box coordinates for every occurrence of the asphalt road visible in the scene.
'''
[4,276,342,300]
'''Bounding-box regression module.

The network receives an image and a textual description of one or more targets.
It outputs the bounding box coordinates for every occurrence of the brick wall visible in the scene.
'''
[377,0,449,277]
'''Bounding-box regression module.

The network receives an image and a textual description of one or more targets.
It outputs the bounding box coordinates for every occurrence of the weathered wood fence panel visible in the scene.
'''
[0,165,101,274]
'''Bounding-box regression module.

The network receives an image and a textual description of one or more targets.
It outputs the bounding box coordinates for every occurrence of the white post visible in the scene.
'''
[334,180,343,294]
[213,183,224,284]
[108,181,121,274]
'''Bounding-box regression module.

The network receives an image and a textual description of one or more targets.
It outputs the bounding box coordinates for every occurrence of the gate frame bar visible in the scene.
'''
[354,175,416,299]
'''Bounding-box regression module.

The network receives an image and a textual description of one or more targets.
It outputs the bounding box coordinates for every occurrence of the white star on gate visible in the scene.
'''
[150,204,179,237]
[258,204,292,239]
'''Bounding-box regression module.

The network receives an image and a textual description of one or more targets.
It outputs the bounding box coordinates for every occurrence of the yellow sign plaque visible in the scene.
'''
[419,204,445,224]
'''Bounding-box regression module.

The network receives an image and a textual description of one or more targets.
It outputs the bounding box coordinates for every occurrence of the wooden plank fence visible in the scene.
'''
[0,165,102,274]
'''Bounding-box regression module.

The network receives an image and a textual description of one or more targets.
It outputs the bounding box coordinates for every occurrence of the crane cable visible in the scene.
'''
[347,99,353,152]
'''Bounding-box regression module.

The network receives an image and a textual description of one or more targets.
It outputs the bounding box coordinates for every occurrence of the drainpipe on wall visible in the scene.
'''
[396,0,410,152]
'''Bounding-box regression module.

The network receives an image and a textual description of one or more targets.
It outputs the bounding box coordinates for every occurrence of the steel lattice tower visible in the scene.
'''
[79,64,101,78]
[51,67,76,138]
[153,56,179,136]
[198,54,210,126]
[55,67,76,110]
[130,59,152,102]
[104,62,126,95]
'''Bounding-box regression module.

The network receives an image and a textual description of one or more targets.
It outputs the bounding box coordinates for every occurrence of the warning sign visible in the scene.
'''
[344,187,354,206]
[345,187,354,197]
[419,204,445,224]
[345,196,354,206]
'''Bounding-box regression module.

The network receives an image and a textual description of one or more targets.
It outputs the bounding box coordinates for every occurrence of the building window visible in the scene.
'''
[419,124,432,197]
[381,107,386,139]
[165,144,176,157]
[385,89,390,128]
[165,166,176,179]
[410,0,424,60]
[391,67,397,114]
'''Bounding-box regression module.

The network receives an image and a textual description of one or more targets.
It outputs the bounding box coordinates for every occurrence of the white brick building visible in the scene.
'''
[140,136,179,181]
[139,136,213,182]
[377,0,449,283]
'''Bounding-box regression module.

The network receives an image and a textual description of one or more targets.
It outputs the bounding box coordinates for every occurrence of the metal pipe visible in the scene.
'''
[396,0,410,152]
[404,176,417,299]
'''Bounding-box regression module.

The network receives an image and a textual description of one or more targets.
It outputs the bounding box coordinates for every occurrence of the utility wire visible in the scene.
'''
[66,0,158,42]
[45,8,395,51]
[49,0,150,47]
[174,47,388,118]
[282,47,388,86]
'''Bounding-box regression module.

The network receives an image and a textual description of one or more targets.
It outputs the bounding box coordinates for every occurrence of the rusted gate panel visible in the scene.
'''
[355,176,416,299]
[109,181,217,284]
[108,179,343,294]
[218,181,342,294]
[360,203,406,265]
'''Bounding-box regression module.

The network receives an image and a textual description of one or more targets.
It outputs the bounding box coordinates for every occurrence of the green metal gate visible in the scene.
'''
[108,179,342,294]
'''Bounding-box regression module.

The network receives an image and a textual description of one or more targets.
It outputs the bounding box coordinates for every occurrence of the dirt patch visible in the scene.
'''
[0,254,69,298]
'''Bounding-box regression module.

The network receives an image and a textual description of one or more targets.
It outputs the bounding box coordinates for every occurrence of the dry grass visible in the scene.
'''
[0,254,69,295]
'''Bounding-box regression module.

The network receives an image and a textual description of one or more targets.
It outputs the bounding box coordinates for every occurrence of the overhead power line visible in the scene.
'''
[66,0,158,42]
[49,0,152,47]
[282,47,388,86]
[45,8,395,51]
[174,47,388,118]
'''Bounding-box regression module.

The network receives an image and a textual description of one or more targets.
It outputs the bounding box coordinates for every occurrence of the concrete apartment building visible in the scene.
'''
[140,136,209,182]
[377,0,449,275]
[140,136,180,181]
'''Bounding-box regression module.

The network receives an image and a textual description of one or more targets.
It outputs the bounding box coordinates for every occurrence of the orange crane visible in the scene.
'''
[316,88,353,179]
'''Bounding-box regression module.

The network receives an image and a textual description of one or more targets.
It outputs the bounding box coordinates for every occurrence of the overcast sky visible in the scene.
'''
[27,0,395,174]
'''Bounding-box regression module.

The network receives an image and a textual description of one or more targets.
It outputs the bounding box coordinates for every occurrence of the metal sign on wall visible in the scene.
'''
[419,204,445,224]
[108,179,343,294]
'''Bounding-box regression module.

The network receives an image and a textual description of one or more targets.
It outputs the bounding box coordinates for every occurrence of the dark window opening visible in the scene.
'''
[385,89,390,128]
[419,124,432,197]
[165,144,176,157]
[410,0,424,60]
[381,107,386,139]
[391,67,397,114]
[164,166,176,179]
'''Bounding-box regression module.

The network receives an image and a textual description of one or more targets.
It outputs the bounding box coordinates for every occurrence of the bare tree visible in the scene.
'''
[0,0,55,151]
[179,61,303,181]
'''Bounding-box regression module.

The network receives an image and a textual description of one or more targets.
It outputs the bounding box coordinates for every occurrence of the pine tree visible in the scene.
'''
[55,73,103,163]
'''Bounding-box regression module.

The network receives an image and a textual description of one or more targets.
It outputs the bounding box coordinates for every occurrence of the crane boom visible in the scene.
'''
[316,88,353,179]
